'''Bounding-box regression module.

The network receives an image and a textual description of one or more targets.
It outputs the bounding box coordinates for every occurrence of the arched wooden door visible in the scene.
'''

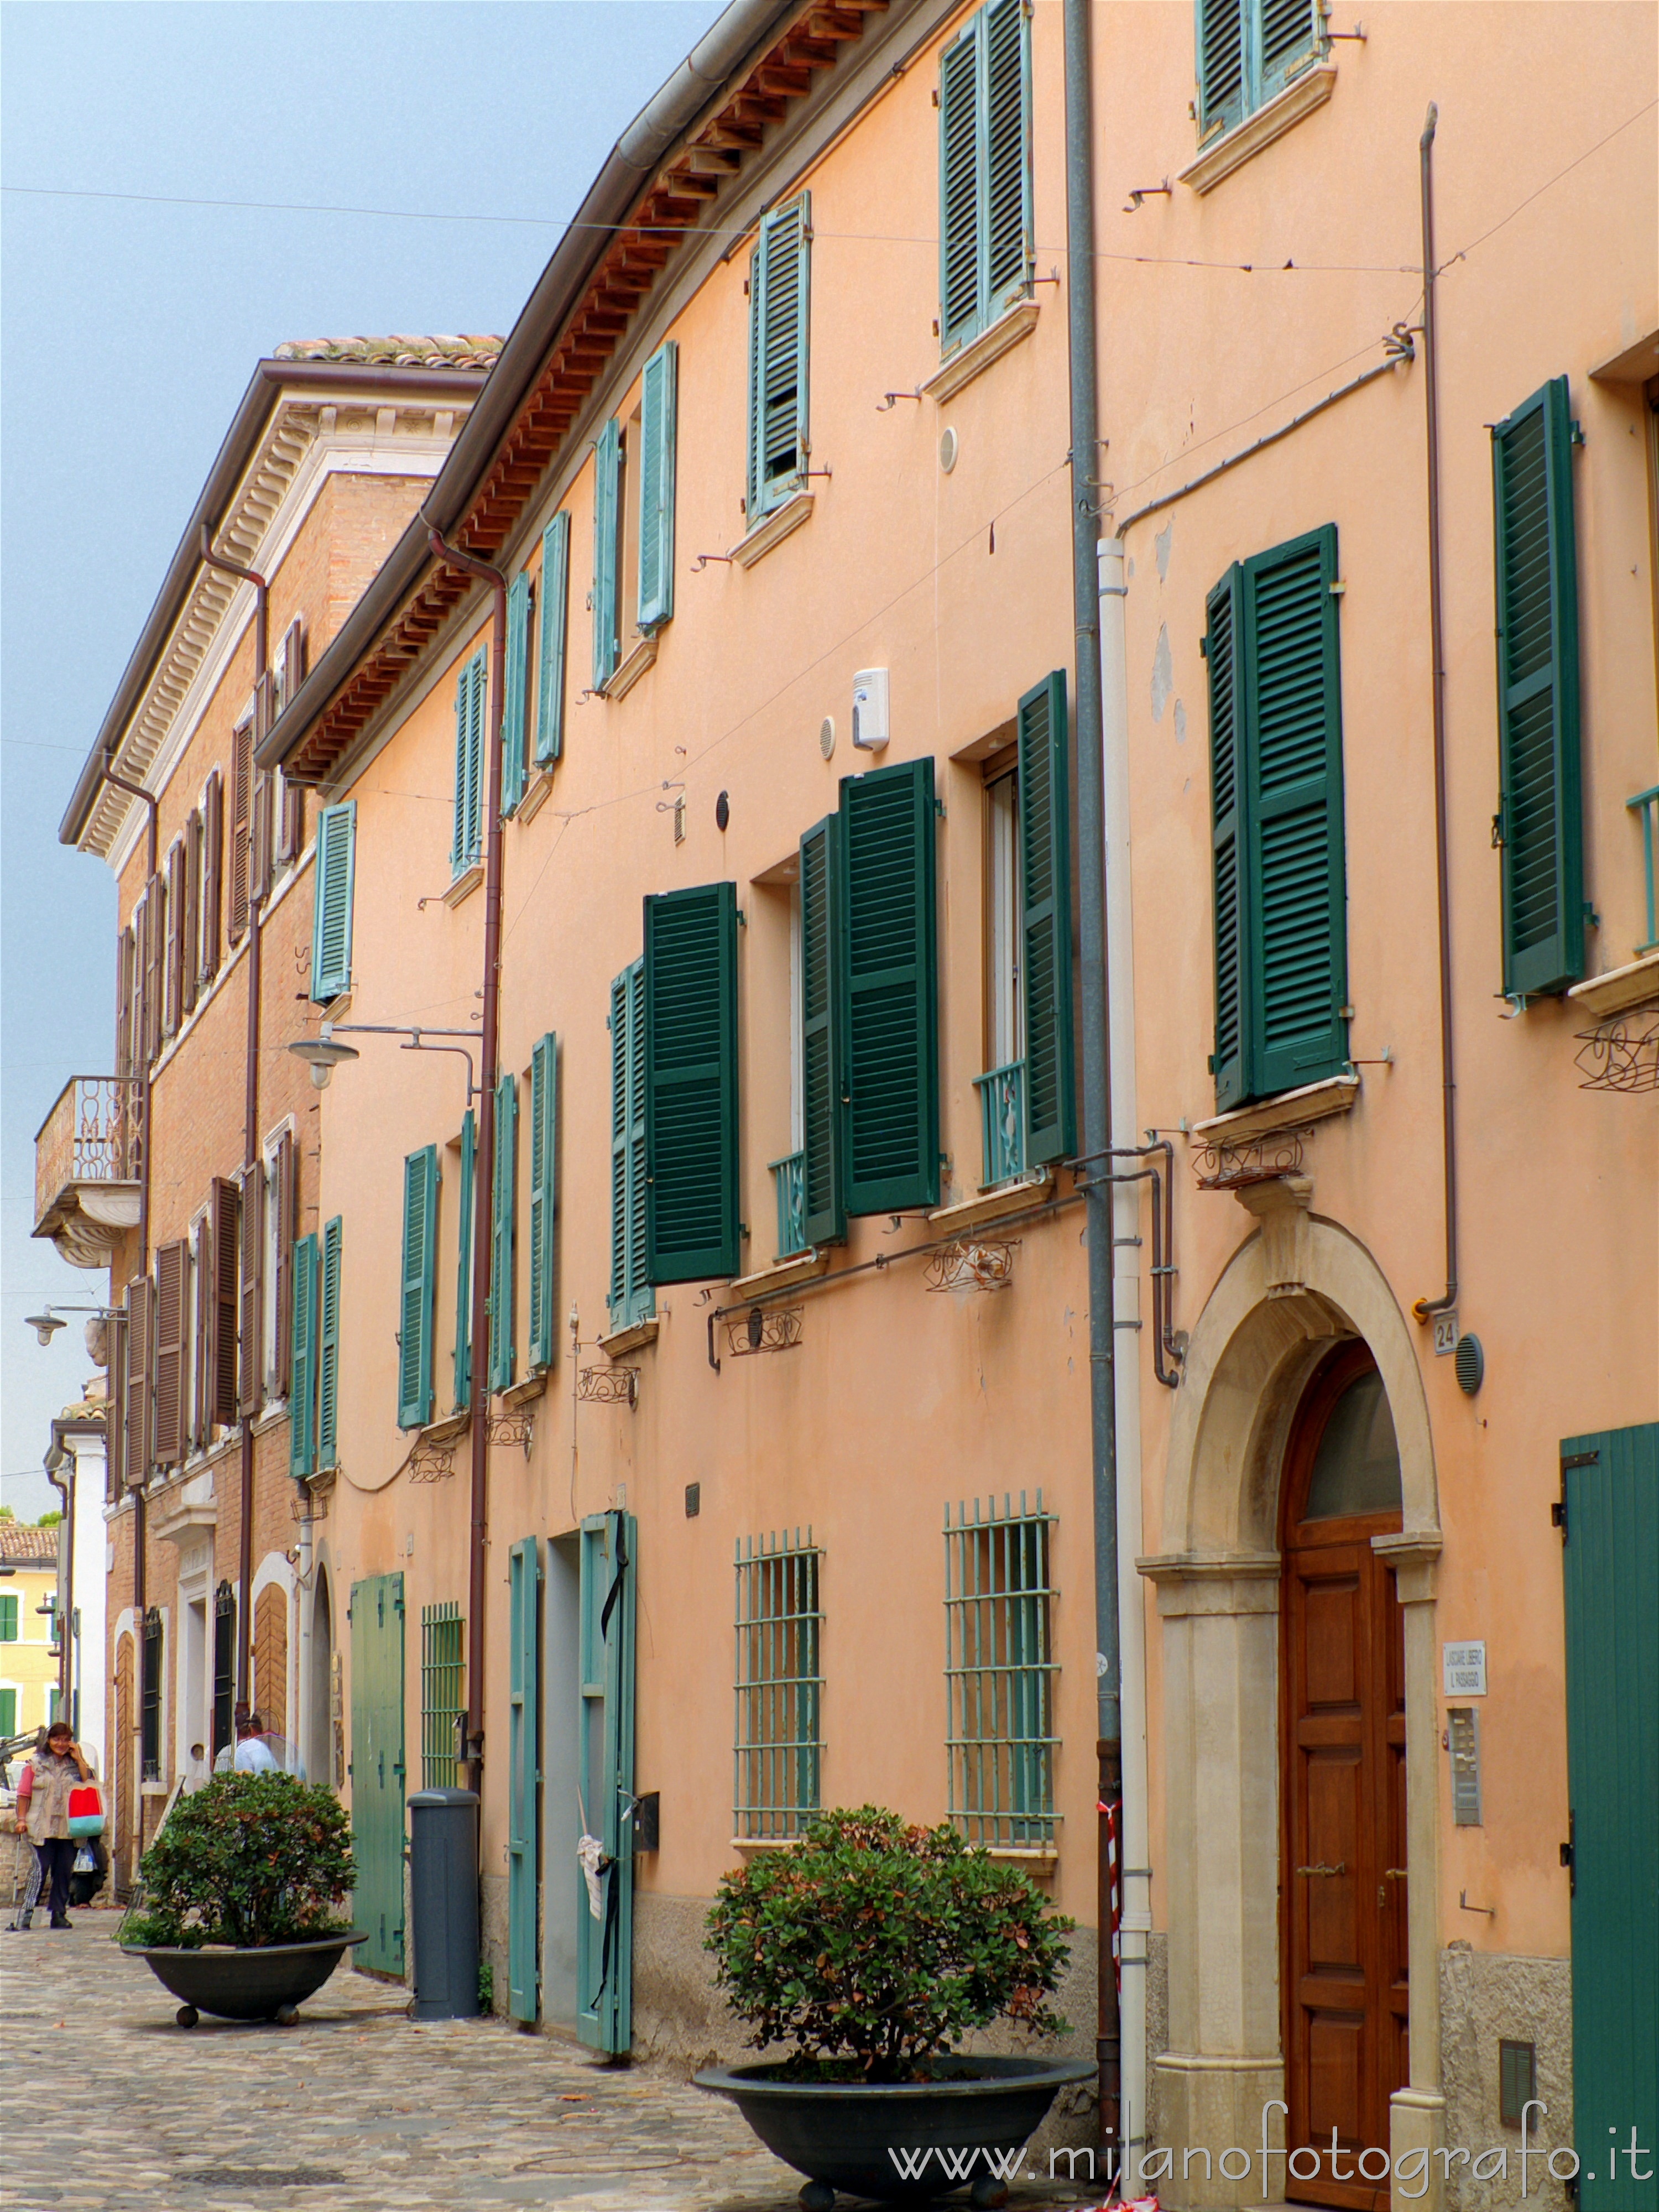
[1281,1344,1408,2210]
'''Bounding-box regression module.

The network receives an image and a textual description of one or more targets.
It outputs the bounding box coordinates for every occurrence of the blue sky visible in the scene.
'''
[1,0,723,1520]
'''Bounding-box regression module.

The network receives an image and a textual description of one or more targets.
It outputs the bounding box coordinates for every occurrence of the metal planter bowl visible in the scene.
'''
[695,2053,1096,2205]
[123,1932,367,2026]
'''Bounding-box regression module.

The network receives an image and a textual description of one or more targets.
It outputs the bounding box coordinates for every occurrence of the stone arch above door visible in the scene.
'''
[1138,1186,1446,2210]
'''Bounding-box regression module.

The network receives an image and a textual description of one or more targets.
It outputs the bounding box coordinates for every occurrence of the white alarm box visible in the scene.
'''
[851,669,890,750]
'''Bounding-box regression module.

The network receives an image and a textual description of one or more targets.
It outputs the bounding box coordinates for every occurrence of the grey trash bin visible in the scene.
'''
[407,1787,480,2019]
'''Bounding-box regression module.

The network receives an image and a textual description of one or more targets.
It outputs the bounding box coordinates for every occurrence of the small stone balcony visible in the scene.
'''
[33,1076,143,1266]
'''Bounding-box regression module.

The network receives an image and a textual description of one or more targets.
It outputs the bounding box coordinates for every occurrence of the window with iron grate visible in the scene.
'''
[421,1601,465,1790]
[735,1533,823,1841]
[945,1494,1057,1849]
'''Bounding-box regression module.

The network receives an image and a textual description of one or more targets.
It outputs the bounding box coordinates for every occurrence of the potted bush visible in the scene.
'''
[695,1807,1093,2208]
[121,1772,364,2026]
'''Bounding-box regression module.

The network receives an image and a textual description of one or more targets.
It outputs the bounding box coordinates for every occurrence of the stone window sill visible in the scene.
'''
[1567,948,1659,1018]
[444,863,482,910]
[517,767,555,825]
[928,1168,1055,1235]
[730,490,814,570]
[921,298,1040,405]
[599,1316,658,1359]
[731,1248,832,1299]
[1190,1071,1359,1146]
[1178,64,1337,195]
[498,1371,548,1410]
[601,632,659,701]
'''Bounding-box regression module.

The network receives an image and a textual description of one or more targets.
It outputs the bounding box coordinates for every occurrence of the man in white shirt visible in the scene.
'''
[232,1713,279,1773]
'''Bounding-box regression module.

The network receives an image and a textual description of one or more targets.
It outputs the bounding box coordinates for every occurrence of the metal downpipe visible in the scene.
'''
[1062,0,1121,2167]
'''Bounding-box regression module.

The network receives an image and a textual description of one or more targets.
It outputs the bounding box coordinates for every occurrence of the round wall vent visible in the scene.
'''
[939,426,959,473]
[1454,1333,1484,1395]
[715,790,730,833]
[819,716,835,759]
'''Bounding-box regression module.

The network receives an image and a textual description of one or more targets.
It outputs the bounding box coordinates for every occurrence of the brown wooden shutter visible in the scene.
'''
[251,772,273,905]
[164,841,185,1037]
[207,1176,240,1428]
[153,1239,187,1465]
[191,1212,211,1448]
[272,1130,296,1397]
[144,881,166,1066]
[201,770,223,983]
[124,1275,152,1486]
[239,1161,264,1417]
[182,813,201,1018]
[277,624,306,863]
[116,926,134,1079]
[106,1310,128,1498]
[229,718,253,943]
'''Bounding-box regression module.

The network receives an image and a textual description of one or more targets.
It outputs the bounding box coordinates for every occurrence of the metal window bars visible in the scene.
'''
[770,1150,808,1258]
[944,1493,1058,1849]
[212,1580,236,1758]
[973,1059,1027,1188]
[141,1606,163,1782]
[420,1601,465,1789]
[734,1531,823,1840]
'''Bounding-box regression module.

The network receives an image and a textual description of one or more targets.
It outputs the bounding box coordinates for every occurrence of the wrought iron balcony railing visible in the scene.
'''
[973,1059,1026,1190]
[770,1150,807,1259]
[34,1076,143,1234]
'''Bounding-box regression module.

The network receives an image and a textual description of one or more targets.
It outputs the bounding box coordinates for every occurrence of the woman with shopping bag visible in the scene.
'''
[15,1720,95,1929]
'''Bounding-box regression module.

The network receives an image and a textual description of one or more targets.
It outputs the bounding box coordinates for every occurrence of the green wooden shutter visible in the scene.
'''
[644,882,740,1282]
[455,1108,474,1411]
[637,341,678,632]
[747,196,810,519]
[453,653,485,873]
[577,1510,636,2056]
[593,418,622,691]
[502,572,531,816]
[489,1071,518,1394]
[1018,671,1076,1165]
[310,801,356,1003]
[536,512,570,765]
[399,1147,439,1430]
[799,815,847,1246]
[608,963,653,1329]
[317,1214,342,1468]
[938,16,982,351]
[1260,0,1322,98]
[349,1572,406,1975]
[289,1232,318,1477]
[1493,377,1584,998]
[983,0,1031,315]
[1239,524,1348,1102]
[528,1034,558,1371]
[1560,1424,1659,2212]
[838,757,940,1214]
[1207,566,1249,1109]
[1196,0,1246,141]
[507,1535,542,2022]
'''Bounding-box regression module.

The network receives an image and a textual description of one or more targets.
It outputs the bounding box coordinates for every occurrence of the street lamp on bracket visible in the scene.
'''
[288,1022,481,1103]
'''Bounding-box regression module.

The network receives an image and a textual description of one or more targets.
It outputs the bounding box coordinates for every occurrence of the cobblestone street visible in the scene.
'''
[3,1914,1091,2212]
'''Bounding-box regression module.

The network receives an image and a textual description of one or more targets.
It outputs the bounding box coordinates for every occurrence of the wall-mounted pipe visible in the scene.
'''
[199,524,268,1711]
[425,523,508,1791]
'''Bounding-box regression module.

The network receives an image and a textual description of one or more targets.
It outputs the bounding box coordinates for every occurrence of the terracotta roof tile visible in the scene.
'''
[274,335,503,371]
[0,1524,59,1564]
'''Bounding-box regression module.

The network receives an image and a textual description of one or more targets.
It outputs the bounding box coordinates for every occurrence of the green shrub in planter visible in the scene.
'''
[705,1806,1073,2082]
[123,1774,355,1950]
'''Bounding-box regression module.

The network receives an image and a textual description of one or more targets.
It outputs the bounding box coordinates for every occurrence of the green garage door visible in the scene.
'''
[1561,1423,1658,2211]
[350,1572,407,1977]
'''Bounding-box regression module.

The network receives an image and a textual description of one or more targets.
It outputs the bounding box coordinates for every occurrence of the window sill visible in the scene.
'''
[1190,1071,1359,1146]
[729,1835,805,1854]
[1178,63,1337,195]
[982,1845,1059,1873]
[928,1168,1055,1235]
[599,1317,658,1359]
[730,490,814,570]
[601,632,659,701]
[444,864,482,910]
[517,767,555,826]
[731,1248,832,1298]
[497,1371,548,1410]
[1566,948,1659,1018]
[921,298,1041,405]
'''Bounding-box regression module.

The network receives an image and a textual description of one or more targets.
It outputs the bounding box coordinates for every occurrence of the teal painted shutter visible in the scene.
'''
[1207,566,1249,1109]
[349,1573,406,1975]
[644,882,739,1284]
[592,418,622,690]
[489,1071,518,1394]
[398,1147,439,1430]
[507,1535,542,2023]
[577,1510,636,2055]
[747,196,810,519]
[1560,1425,1659,2211]
[289,1232,318,1477]
[455,1108,474,1411]
[317,1214,342,1468]
[528,1034,558,1371]
[1260,0,1322,98]
[502,572,531,816]
[310,801,356,1002]
[637,341,678,632]
[1018,671,1076,1165]
[607,963,653,1329]
[983,0,1031,316]
[1240,524,1347,1101]
[838,757,940,1214]
[1196,0,1246,141]
[938,16,982,351]
[1493,377,1584,998]
[535,513,570,765]
[799,815,847,1246]
[452,653,485,872]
